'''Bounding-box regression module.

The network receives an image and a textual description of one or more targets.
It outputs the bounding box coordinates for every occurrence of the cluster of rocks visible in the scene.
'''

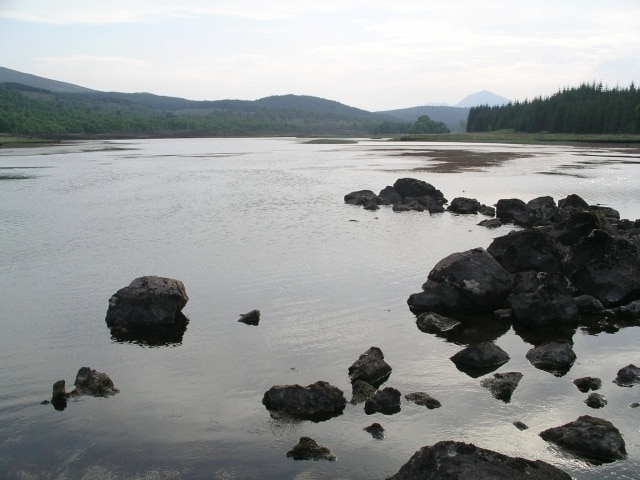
[44,367,119,411]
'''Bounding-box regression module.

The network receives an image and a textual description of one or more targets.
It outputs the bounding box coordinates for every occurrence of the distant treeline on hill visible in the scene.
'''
[467,83,640,134]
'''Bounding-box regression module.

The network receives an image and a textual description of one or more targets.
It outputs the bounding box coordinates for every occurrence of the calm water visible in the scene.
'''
[1,138,639,479]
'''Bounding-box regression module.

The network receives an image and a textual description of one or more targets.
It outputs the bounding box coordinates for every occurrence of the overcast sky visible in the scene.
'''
[1,0,638,111]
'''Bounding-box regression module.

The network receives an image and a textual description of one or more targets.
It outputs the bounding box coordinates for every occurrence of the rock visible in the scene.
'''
[630,402,640,408]
[584,393,607,409]
[513,421,529,431]
[480,372,523,402]
[426,248,513,310]
[565,229,640,307]
[487,229,569,274]
[447,197,481,214]
[573,377,602,393]
[350,380,377,404]
[550,210,614,246]
[509,271,578,327]
[51,380,68,410]
[105,276,189,327]
[405,392,441,409]
[262,381,346,421]
[558,193,590,210]
[378,186,403,205]
[286,437,335,461]
[348,347,392,387]
[364,422,385,440]
[539,415,626,462]
[496,198,535,227]
[344,189,380,206]
[528,196,559,225]
[363,201,380,211]
[238,309,260,325]
[478,218,501,229]
[364,387,401,415]
[386,440,572,480]
[613,364,640,387]
[478,205,495,217]
[574,295,605,314]
[415,312,461,336]
[393,178,446,204]
[613,299,640,318]
[72,367,119,397]
[526,342,576,377]
[408,281,473,315]
[450,342,510,378]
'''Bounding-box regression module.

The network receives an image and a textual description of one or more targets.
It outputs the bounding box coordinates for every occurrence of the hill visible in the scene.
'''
[377,105,469,131]
[456,90,511,107]
[0,66,96,94]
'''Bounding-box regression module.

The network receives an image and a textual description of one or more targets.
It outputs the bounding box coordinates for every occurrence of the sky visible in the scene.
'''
[0,0,639,111]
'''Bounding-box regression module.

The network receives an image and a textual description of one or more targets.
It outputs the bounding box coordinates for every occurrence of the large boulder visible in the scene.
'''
[386,440,572,479]
[613,364,640,387]
[487,229,569,274]
[540,415,626,462]
[348,347,392,387]
[262,381,346,421]
[509,271,578,327]
[450,342,510,377]
[496,198,535,227]
[447,197,482,214]
[405,392,441,409]
[526,342,576,377]
[393,178,446,204]
[527,196,559,225]
[106,276,189,327]
[408,281,473,315]
[426,248,513,310]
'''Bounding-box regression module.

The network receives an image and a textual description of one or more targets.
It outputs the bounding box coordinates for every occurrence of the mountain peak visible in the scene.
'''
[456,90,511,107]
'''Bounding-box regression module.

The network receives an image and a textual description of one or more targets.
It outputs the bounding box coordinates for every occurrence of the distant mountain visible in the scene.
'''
[456,90,511,107]
[377,105,469,131]
[0,66,96,94]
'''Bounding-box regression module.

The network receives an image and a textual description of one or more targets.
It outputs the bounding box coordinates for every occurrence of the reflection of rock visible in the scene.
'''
[405,392,441,409]
[286,437,335,461]
[108,313,189,346]
[387,440,571,480]
[348,347,392,388]
[364,422,385,440]
[613,364,640,387]
[526,342,576,377]
[238,309,260,326]
[364,387,401,415]
[450,342,509,378]
[480,372,523,402]
[584,393,607,409]
[262,381,346,421]
[573,376,601,393]
[540,415,626,463]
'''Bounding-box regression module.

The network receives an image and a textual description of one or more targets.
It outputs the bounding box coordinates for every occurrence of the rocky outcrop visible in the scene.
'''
[487,229,569,274]
[364,387,401,415]
[480,372,523,402]
[526,342,576,376]
[48,367,118,411]
[286,437,335,461]
[262,381,346,421]
[345,177,447,214]
[450,342,510,377]
[348,347,392,387]
[386,441,572,479]
[540,415,626,462]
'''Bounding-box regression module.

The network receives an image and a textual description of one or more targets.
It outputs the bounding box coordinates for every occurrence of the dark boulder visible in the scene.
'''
[363,200,380,211]
[526,342,576,376]
[478,218,502,229]
[386,440,572,480]
[350,380,377,405]
[393,178,446,204]
[528,196,558,225]
[51,380,68,411]
[480,372,523,402]
[539,415,626,462]
[405,392,441,409]
[106,276,189,328]
[447,197,481,214]
[565,229,640,307]
[364,422,385,440]
[364,387,401,415]
[286,437,335,461]
[427,248,513,310]
[487,229,569,274]
[450,342,510,378]
[238,309,260,325]
[348,347,392,387]
[513,421,529,431]
[379,186,403,205]
[613,364,640,387]
[478,204,496,217]
[408,281,473,315]
[496,198,535,227]
[262,381,346,421]
[573,376,602,393]
[574,295,605,314]
[509,271,578,327]
[344,189,380,206]
[415,312,461,336]
[72,367,119,397]
[613,299,640,319]
[584,393,607,409]
[549,210,615,246]
[558,193,589,210]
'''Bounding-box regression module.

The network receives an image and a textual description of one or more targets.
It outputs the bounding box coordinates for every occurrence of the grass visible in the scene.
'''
[395,130,640,145]
[0,135,61,147]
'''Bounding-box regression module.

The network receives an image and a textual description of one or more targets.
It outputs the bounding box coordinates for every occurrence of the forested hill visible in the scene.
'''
[467,83,640,134]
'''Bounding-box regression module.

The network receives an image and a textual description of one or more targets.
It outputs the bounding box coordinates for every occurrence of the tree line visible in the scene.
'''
[467,82,640,134]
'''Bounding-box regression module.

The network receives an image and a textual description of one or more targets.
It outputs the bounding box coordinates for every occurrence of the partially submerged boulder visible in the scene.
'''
[526,342,576,377]
[386,440,571,480]
[364,422,385,440]
[48,367,118,411]
[613,364,640,387]
[262,381,346,421]
[286,437,335,461]
[584,393,607,409]
[405,392,441,409]
[480,372,523,402]
[415,312,461,336]
[540,415,626,462]
[350,380,377,405]
[364,387,401,415]
[348,347,392,387]
[573,376,602,393]
[450,342,510,378]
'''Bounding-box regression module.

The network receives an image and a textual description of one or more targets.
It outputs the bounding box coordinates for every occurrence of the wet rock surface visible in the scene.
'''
[574,376,602,392]
[450,342,510,377]
[48,367,119,411]
[404,392,441,409]
[526,342,576,377]
[364,422,385,440]
[480,372,523,402]
[364,387,401,415]
[286,437,335,461]
[613,364,640,387]
[387,440,572,480]
[540,415,626,462]
[348,346,392,387]
[584,392,607,409]
[262,381,346,421]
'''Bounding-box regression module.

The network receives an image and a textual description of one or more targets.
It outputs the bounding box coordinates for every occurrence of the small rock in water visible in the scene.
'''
[286,437,335,461]
[584,392,607,409]
[573,376,602,392]
[404,392,442,409]
[364,422,385,440]
[72,367,119,397]
[613,364,640,387]
[238,309,260,326]
[480,372,523,402]
[364,387,401,415]
[513,421,529,431]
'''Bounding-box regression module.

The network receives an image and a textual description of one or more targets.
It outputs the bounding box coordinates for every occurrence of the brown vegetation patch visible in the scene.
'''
[385,149,533,173]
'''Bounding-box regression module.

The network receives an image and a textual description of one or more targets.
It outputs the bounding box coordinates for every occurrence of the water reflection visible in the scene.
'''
[107,312,189,347]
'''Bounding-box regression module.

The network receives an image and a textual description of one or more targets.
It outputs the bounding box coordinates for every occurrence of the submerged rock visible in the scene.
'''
[540,415,626,462]
[526,342,576,377]
[286,437,335,461]
[262,381,346,421]
[364,422,385,440]
[348,346,392,387]
[237,309,260,325]
[480,372,523,402]
[613,364,640,387]
[386,440,571,480]
[404,392,441,409]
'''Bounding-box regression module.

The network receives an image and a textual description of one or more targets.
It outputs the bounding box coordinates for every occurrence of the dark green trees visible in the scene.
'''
[410,115,450,134]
